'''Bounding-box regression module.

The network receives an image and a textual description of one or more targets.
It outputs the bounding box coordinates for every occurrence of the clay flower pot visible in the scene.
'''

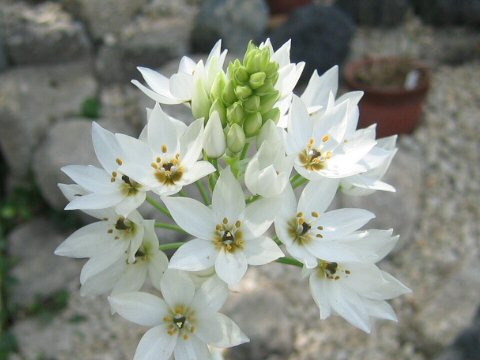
[267,0,312,14]
[343,57,431,138]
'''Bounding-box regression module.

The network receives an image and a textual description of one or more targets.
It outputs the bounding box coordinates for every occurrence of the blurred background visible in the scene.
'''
[0,0,479,359]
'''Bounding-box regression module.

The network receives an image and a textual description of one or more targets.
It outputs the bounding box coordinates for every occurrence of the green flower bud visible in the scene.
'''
[256,119,278,146]
[234,66,250,85]
[235,85,252,100]
[249,72,266,89]
[262,108,280,124]
[209,99,227,127]
[259,93,280,113]
[222,81,237,106]
[266,61,280,77]
[227,102,244,124]
[243,95,260,113]
[192,79,212,120]
[210,72,226,101]
[243,112,263,138]
[254,82,277,97]
[226,123,246,153]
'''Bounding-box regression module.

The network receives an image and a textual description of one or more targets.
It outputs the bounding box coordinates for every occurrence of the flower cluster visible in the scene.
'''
[56,39,410,359]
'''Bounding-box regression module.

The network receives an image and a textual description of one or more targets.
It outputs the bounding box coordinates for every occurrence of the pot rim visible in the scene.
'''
[343,56,431,97]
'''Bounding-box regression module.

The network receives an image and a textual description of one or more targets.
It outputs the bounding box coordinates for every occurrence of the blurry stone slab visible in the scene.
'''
[33,118,136,210]
[223,270,294,360]
[1,2,91,65]
[62,0,149,40]
[96,18,191,83]
[415,254,480,348]
[191,0,269,54]
[335,0,410,28]
[434,305,480,360]
[337,139,424,253]
[0,61,97,179]
[12,289,144,359]
[8,218,82,307]
[0,16,7,72]
[270,5,355,81]
[412,0,480,27]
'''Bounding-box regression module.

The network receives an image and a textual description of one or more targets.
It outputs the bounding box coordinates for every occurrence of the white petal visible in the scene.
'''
[362,299,397,322]
[287,96,313,153]
[194,310,223,344]
[244,236,283,266]
[301,66,338,109]
[169,239,217,271]
[92,122,123,173]
[170,72,194,100]
[180,118,204,165]
[115,191,147,217]
[80,247,126,283]
[320,209,375,238]
[134,326,177,360]
[182,161,215,184]
[148,104,180,155]
[298,178,339,215]
[148,251,169,291]
[80,258,125,296]
[330,285,371,333]
[196,276,229,312]
[309,273,332,319]
[285,241,318,269]
[61,165,113,193]
[161,269,196,307]
[65,191,124,211]
[174,335,210,360]
[213,313,249,348]
[215,250,247,286]
[137,67,170,95]
[109,292,168,326]
[212,168,245,223]
[162,197,215,240]
[111,263,148,295]
[242,197,278,238]
[54,221,111,258]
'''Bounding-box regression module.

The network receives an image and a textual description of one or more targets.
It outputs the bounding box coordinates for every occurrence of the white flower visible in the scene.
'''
[203,111,226,158]
[341,132,397,195]
[61,122,146,217]
[132,40,227,106]
[116,104,215,196]
[286,95,376,180]
[55,208,145,284]
[274,181,384,268]
[80,220,169,296]
[163,167,284,286]
[109,269,248,360]
[245,134,293,198]
[307,231,411,332]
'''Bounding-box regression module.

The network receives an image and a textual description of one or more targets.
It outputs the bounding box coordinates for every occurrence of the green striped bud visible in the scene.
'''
[261,108,280,124]
[235,85,252,100]
[192,79,212,120]
[227,102,244,124]
[249,72,266,89]
[222,81,237,106]
[243,112,263,138]
[226,123,246,153]
[209,99,227,127]
[243,95,260,113]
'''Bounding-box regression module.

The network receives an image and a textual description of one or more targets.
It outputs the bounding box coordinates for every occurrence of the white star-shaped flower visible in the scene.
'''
[274,181,385,268]
[163,167,284,287]
[61,122,146,217]
[116,104,215,197]
[109,269,248,360]
[307,231,411,332]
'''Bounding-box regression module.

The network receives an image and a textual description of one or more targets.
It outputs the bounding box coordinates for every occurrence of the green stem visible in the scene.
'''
[275,257,303,268]
[290,173,302,185]
[179,190,188,197]
[240,141,251,160]
[155,222,187,234]
[292,177,309,189]
[146,195,171,217]
[159,242,185,252]
[196,180,211,204]
[272,235,282,246]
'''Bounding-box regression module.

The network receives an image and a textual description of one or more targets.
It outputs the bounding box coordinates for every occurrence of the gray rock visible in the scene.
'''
[62,0,149,41]
[224,285,294,360]
[33,118,136,210]
[96,17,191,83]
[192,0,269,55]
[8,218,82,307]
[1,2,91,65]
[0,61,97,179]
[337,140,424,253]
[412,0,480,27]
[12,289,143,360]
[335,0,410,28]
[0,15,8,72]
[270,5,355,82]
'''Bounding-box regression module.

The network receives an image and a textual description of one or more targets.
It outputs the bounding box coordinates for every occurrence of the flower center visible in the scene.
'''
[287,211,323,246]
[151,151,185,186]
[165,305,196,340]
[107,216,137,240]
[214,218,245,253]
[120,175,142,196]
[299,137,332,171]
[318,260,351,280]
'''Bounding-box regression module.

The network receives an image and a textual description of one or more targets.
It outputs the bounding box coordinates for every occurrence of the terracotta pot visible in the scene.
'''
[343,57,430,138]
[267,0,312,15]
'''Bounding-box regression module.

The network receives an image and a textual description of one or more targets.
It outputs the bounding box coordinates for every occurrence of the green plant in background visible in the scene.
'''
[80,97,102,119]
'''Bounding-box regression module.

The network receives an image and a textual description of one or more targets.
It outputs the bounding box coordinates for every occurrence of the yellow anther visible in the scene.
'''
[151,162,158,169]
[322,135,330,143]
[235,220,241,228]
[296,212,304,218]
[112,171,118,177]
[116,158,123,165]
[156,157,161,163]
[223,217,228,225]
[216,224,223,231]
[183,334,189,340]
[162,144,168,153]
[311,211,320,218]
[316,234,323,238]
[107,229,113,234]
[308,138,315,147]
